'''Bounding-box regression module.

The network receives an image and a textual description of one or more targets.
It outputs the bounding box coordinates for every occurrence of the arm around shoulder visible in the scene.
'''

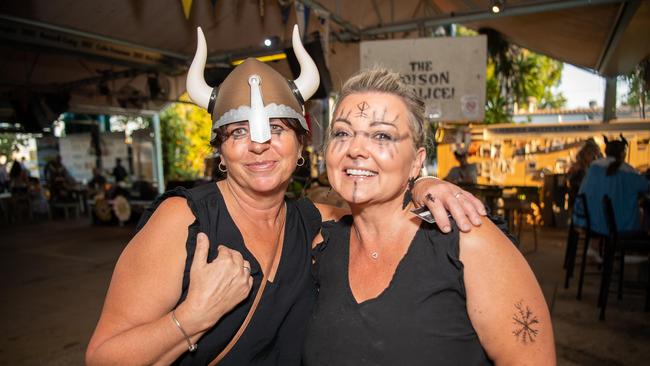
[460,217,556,365]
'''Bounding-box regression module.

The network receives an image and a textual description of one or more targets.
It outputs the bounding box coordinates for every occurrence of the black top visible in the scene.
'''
[113,165,128,182]
[303,216,493,366]
[137,183,321,366]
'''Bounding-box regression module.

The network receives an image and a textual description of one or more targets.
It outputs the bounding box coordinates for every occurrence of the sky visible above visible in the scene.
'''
[555,64,629,109]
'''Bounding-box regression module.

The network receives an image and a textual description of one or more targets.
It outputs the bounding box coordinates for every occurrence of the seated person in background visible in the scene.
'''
[88,167,107,195]
[445,150,478,185]
[44,155,76,201]
[112,158,128,183]
[575,135,649,235]
[567,138,602,208]
[28,177,49,215]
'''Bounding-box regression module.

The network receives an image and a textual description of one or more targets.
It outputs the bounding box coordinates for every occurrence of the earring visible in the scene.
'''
[297,156,305,167]
[402,177,415,210]
[218,162,227,173]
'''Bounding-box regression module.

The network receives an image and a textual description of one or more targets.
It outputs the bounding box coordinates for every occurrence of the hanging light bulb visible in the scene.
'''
[491,0,503,14]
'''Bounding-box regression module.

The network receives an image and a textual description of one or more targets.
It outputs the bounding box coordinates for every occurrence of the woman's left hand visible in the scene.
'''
[411,177,486,233]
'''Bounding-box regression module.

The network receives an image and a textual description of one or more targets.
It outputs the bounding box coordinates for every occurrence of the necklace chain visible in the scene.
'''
[352,224,381,260]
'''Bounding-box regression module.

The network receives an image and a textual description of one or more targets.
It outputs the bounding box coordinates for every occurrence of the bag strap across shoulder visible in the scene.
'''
[208,204,286,365]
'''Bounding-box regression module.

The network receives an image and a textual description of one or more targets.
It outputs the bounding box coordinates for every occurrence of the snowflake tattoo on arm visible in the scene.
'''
[512,300,539,344]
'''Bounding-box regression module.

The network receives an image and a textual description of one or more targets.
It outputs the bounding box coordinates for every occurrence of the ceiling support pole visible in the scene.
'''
[152,113,165,194]
[603,77,617,123]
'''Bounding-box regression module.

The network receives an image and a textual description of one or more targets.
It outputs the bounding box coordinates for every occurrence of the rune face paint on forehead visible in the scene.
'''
[356,101,370,118]
[329,101,412,160]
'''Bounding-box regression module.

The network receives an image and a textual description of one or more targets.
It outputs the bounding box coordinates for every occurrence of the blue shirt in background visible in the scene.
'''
[574,157,649,235]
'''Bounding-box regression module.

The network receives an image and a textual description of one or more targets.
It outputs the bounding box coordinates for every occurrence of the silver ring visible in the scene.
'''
[243,266,251,273]
[454,192,463,199]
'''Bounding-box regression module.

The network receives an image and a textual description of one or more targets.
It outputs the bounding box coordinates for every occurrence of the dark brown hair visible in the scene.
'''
[604,135,628,176]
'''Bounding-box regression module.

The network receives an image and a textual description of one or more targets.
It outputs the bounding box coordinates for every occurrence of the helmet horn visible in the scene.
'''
[186,27,213,110]
[290,24,320,104]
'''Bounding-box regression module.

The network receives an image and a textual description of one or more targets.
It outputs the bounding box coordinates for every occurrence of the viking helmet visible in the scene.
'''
[186,25,320,143]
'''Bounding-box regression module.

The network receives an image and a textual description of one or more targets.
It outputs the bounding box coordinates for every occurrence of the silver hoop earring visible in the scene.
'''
[297,156,305,167]
[218,162,227,173]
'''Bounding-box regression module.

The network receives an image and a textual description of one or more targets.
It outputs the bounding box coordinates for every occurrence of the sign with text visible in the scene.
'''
[360,36,486,122]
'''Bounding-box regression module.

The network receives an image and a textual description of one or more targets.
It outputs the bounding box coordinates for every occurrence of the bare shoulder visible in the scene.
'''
[459,216,521,263]
[459,217,556,364]
[123,196,195,257]
[314,202,349,222]
[100,197,193,319]
[88,196,197,353]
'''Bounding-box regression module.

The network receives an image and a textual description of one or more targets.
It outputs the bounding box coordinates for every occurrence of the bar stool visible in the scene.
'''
[598,195,650,320]
[574,194,605,300]
[564,194,586,289]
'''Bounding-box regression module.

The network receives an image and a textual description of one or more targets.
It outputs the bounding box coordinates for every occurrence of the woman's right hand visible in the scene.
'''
[176,232,253,333]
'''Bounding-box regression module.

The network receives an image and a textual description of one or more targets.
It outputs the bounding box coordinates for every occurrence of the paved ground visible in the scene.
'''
[1,217,648,365]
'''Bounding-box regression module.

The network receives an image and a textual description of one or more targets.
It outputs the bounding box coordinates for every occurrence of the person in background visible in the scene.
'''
[576,135,649,235]
[19,156,30,177]
[28,177,49,216]
[112,158,128,183]
[0,155,9,192]
[9,159,28,193]
[567,138,602,208]
[88,167,108,195]
[445,150,478,185]
[44,154,75,201]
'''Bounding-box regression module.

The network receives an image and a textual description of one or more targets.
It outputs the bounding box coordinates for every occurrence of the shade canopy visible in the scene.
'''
[1,0,648,130]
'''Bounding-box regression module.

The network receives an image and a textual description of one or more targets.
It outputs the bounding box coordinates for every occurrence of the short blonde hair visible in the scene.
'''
[331,67,426,149]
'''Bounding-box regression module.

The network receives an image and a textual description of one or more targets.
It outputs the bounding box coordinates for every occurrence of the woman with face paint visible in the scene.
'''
[86,27,485,366]
[303,68,556,366]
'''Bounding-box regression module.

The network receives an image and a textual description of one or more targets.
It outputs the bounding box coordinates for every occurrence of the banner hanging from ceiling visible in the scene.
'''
[181,0,193,20]
[360,36,487,122]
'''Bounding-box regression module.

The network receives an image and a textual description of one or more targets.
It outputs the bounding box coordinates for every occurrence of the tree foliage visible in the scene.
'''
[457,26,566,124]
[160,94,212,181]
[0,133,27,158]
[620,59,649,118]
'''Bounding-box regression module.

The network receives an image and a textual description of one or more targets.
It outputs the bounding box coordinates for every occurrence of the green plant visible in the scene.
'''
[160,95,212,181]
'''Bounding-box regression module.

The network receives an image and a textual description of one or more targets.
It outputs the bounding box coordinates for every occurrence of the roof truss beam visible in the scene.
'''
[596,0,641,74]
[0,14,188,71]
[362,0,629,36]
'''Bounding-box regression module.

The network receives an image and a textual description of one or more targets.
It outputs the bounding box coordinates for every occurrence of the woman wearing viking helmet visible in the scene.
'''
[86,25,485,365]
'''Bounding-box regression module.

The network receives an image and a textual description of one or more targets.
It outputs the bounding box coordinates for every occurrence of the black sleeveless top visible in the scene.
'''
[303,216,493,366]
[137,183,321,366]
